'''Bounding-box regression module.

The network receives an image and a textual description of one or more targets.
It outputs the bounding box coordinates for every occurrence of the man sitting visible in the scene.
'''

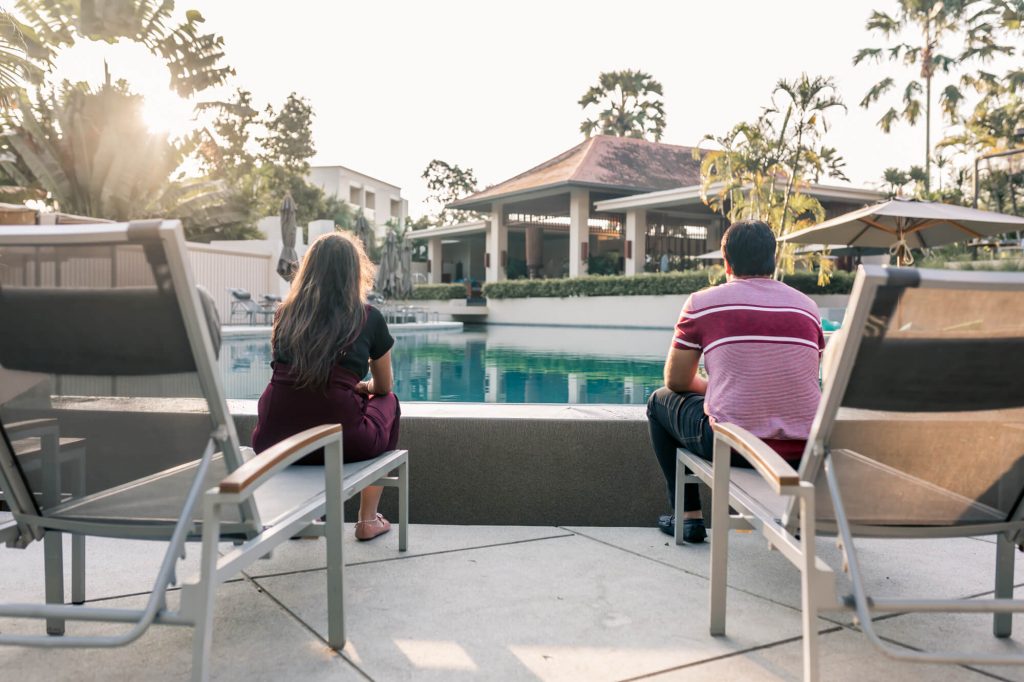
[647,220,824,542]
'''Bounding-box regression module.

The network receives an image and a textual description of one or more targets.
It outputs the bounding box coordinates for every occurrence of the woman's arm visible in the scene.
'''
[362,350,393,395]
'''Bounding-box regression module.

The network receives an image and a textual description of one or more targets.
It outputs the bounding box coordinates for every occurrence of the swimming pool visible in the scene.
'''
[219,325,675,404]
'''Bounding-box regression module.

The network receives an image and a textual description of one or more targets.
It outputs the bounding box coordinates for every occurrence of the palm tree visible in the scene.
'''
[0,76,237,231]
[12,0,233,98]
[0,9,42,107]
[579,70,666,141]
[853,0,1008,194]
[769,74,848,233]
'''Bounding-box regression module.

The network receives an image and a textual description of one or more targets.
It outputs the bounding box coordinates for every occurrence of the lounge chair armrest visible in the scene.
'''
[218,424,342,495]
[4,418,59,437]
[711,422,800,492]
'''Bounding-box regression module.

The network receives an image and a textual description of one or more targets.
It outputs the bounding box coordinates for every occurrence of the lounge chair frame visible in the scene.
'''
[677,264,1024,681]
[0,221,409,681]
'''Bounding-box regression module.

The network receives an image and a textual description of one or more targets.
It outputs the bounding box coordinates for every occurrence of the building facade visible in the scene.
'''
[422,136,885,284]
[308,165,408,238]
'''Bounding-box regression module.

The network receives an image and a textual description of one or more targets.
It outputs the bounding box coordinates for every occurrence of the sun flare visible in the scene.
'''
[141,89,196,138]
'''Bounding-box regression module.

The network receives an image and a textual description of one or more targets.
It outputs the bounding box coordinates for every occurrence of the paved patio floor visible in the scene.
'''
[2,523,1023,680]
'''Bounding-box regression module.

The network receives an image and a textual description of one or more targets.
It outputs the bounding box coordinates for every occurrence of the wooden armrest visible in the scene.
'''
[219,424,342,494]
[711,422,801,490]
[4,418,59,437]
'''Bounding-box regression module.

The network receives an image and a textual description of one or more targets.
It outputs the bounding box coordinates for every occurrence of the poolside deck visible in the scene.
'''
[2,521,1022,680]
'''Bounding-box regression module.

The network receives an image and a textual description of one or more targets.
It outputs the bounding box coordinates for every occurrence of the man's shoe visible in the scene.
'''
[657,514,674,537]
[682,518,706,543]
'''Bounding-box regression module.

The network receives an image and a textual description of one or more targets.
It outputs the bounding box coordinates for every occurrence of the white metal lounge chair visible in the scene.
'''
[677,264,1024,681]
[0,221,409,681]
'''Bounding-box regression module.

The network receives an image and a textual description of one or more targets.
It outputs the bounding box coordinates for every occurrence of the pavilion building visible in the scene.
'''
[423,135,884,283]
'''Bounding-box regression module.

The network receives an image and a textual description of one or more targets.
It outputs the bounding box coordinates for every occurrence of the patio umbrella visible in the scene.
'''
[399,235,414,299]
[353,210,375,252]
[276,192,299,281]
[779,198,1024,265]
[375,229,401,299]
[792,243,887,257]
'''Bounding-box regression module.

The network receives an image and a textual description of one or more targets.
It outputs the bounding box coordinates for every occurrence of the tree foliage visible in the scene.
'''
[13,0,233,97]
[421,159,479,225]
[0,76,238,233]
[696,74,847,280]
[854,0,1016,192]
[0,9,44,106]
[578,69,666,141]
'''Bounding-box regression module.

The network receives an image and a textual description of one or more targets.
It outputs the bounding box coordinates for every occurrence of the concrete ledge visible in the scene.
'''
[22,399,680,527]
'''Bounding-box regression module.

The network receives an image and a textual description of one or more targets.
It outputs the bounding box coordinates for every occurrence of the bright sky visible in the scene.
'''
[47,0,1011,218]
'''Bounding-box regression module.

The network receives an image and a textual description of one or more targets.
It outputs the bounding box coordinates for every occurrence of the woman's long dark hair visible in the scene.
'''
[272,231,376,390]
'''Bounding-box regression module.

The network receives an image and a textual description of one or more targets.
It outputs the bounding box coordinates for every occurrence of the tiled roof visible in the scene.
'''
[450,136,702,210]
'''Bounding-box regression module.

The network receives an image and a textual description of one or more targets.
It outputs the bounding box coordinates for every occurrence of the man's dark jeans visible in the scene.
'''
[646,387,751,512]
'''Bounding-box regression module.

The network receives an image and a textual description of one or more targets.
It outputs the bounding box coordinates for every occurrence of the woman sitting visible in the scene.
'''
[252,231,400,541]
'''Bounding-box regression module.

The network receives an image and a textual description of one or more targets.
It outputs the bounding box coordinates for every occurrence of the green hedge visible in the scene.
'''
[409,283,467,300]
[482,271,854,299]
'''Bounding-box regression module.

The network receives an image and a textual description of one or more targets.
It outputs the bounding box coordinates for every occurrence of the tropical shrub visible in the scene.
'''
[482,271,854,299]
[409,283,466,300]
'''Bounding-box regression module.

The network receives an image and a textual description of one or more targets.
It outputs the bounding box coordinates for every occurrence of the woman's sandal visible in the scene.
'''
[354,513,391,541]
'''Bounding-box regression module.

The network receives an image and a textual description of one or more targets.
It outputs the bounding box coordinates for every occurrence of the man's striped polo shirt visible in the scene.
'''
[673,277,825,445]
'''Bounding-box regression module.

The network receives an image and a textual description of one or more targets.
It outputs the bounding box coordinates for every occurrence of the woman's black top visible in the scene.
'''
[274,305,395,379]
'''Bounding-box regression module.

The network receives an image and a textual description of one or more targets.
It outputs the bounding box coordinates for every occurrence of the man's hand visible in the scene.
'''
[664,346,707,395]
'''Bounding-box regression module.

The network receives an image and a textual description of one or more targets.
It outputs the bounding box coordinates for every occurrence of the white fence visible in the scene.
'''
[186,242,278,324]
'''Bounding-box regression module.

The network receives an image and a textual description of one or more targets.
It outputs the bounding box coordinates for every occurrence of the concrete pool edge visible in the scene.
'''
[34,398,678,527]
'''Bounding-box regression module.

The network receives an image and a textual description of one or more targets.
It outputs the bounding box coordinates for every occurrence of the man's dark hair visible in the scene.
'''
[721,220,776,277]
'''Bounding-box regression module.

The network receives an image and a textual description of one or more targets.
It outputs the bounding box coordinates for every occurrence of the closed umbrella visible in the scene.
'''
[276,192,298,281]
[353,210,375,252]
[779,198,1024,265]
[399,235,413,299]
[375,229,401,299]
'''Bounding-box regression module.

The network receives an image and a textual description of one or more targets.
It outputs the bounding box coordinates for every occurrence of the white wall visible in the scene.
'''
[404,293,850,329]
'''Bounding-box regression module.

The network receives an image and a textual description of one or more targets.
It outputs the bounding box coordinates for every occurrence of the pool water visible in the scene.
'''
[220,325,675,404]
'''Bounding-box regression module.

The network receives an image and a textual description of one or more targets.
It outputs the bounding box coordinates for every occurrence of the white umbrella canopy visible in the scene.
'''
[779,199,1024,265]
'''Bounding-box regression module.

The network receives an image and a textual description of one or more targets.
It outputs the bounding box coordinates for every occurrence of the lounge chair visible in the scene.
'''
[0,221,409,681]
[677,264,1024,681]
[227,287,273,325]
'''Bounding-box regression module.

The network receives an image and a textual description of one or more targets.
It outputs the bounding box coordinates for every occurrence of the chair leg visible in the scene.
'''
[324,439,346,649]
[191,500,221,682]
[799,490,820,682]
[673,455,685,546]
[398,460,409,552]
[995,533,1014,638]
[43,531,66,635]
[70,534,86,605]
[71,451,87,604]
[709,439,731,636]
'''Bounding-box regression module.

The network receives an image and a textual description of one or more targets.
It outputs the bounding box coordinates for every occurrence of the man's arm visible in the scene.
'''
[664,346,707,395]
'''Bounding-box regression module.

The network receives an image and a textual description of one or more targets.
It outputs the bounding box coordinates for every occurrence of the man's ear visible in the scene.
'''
[723,255,733,276]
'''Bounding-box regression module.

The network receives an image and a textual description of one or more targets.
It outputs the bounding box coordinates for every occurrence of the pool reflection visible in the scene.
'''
[222,325,674,404]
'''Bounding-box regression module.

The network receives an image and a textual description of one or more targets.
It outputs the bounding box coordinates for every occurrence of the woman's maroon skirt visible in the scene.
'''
[252,364,401,465]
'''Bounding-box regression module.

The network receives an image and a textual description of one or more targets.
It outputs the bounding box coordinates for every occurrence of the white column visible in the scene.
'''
[486,202,507,282]
[427,359,442,400]
[567,372,585,404]
[569,188,590,278]
[427,237,442,284]
[625,209,647,276]
[485,363,502,403]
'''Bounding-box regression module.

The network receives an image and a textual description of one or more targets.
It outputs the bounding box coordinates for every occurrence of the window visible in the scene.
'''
[365,191,376,211]
[349,185,360,205]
